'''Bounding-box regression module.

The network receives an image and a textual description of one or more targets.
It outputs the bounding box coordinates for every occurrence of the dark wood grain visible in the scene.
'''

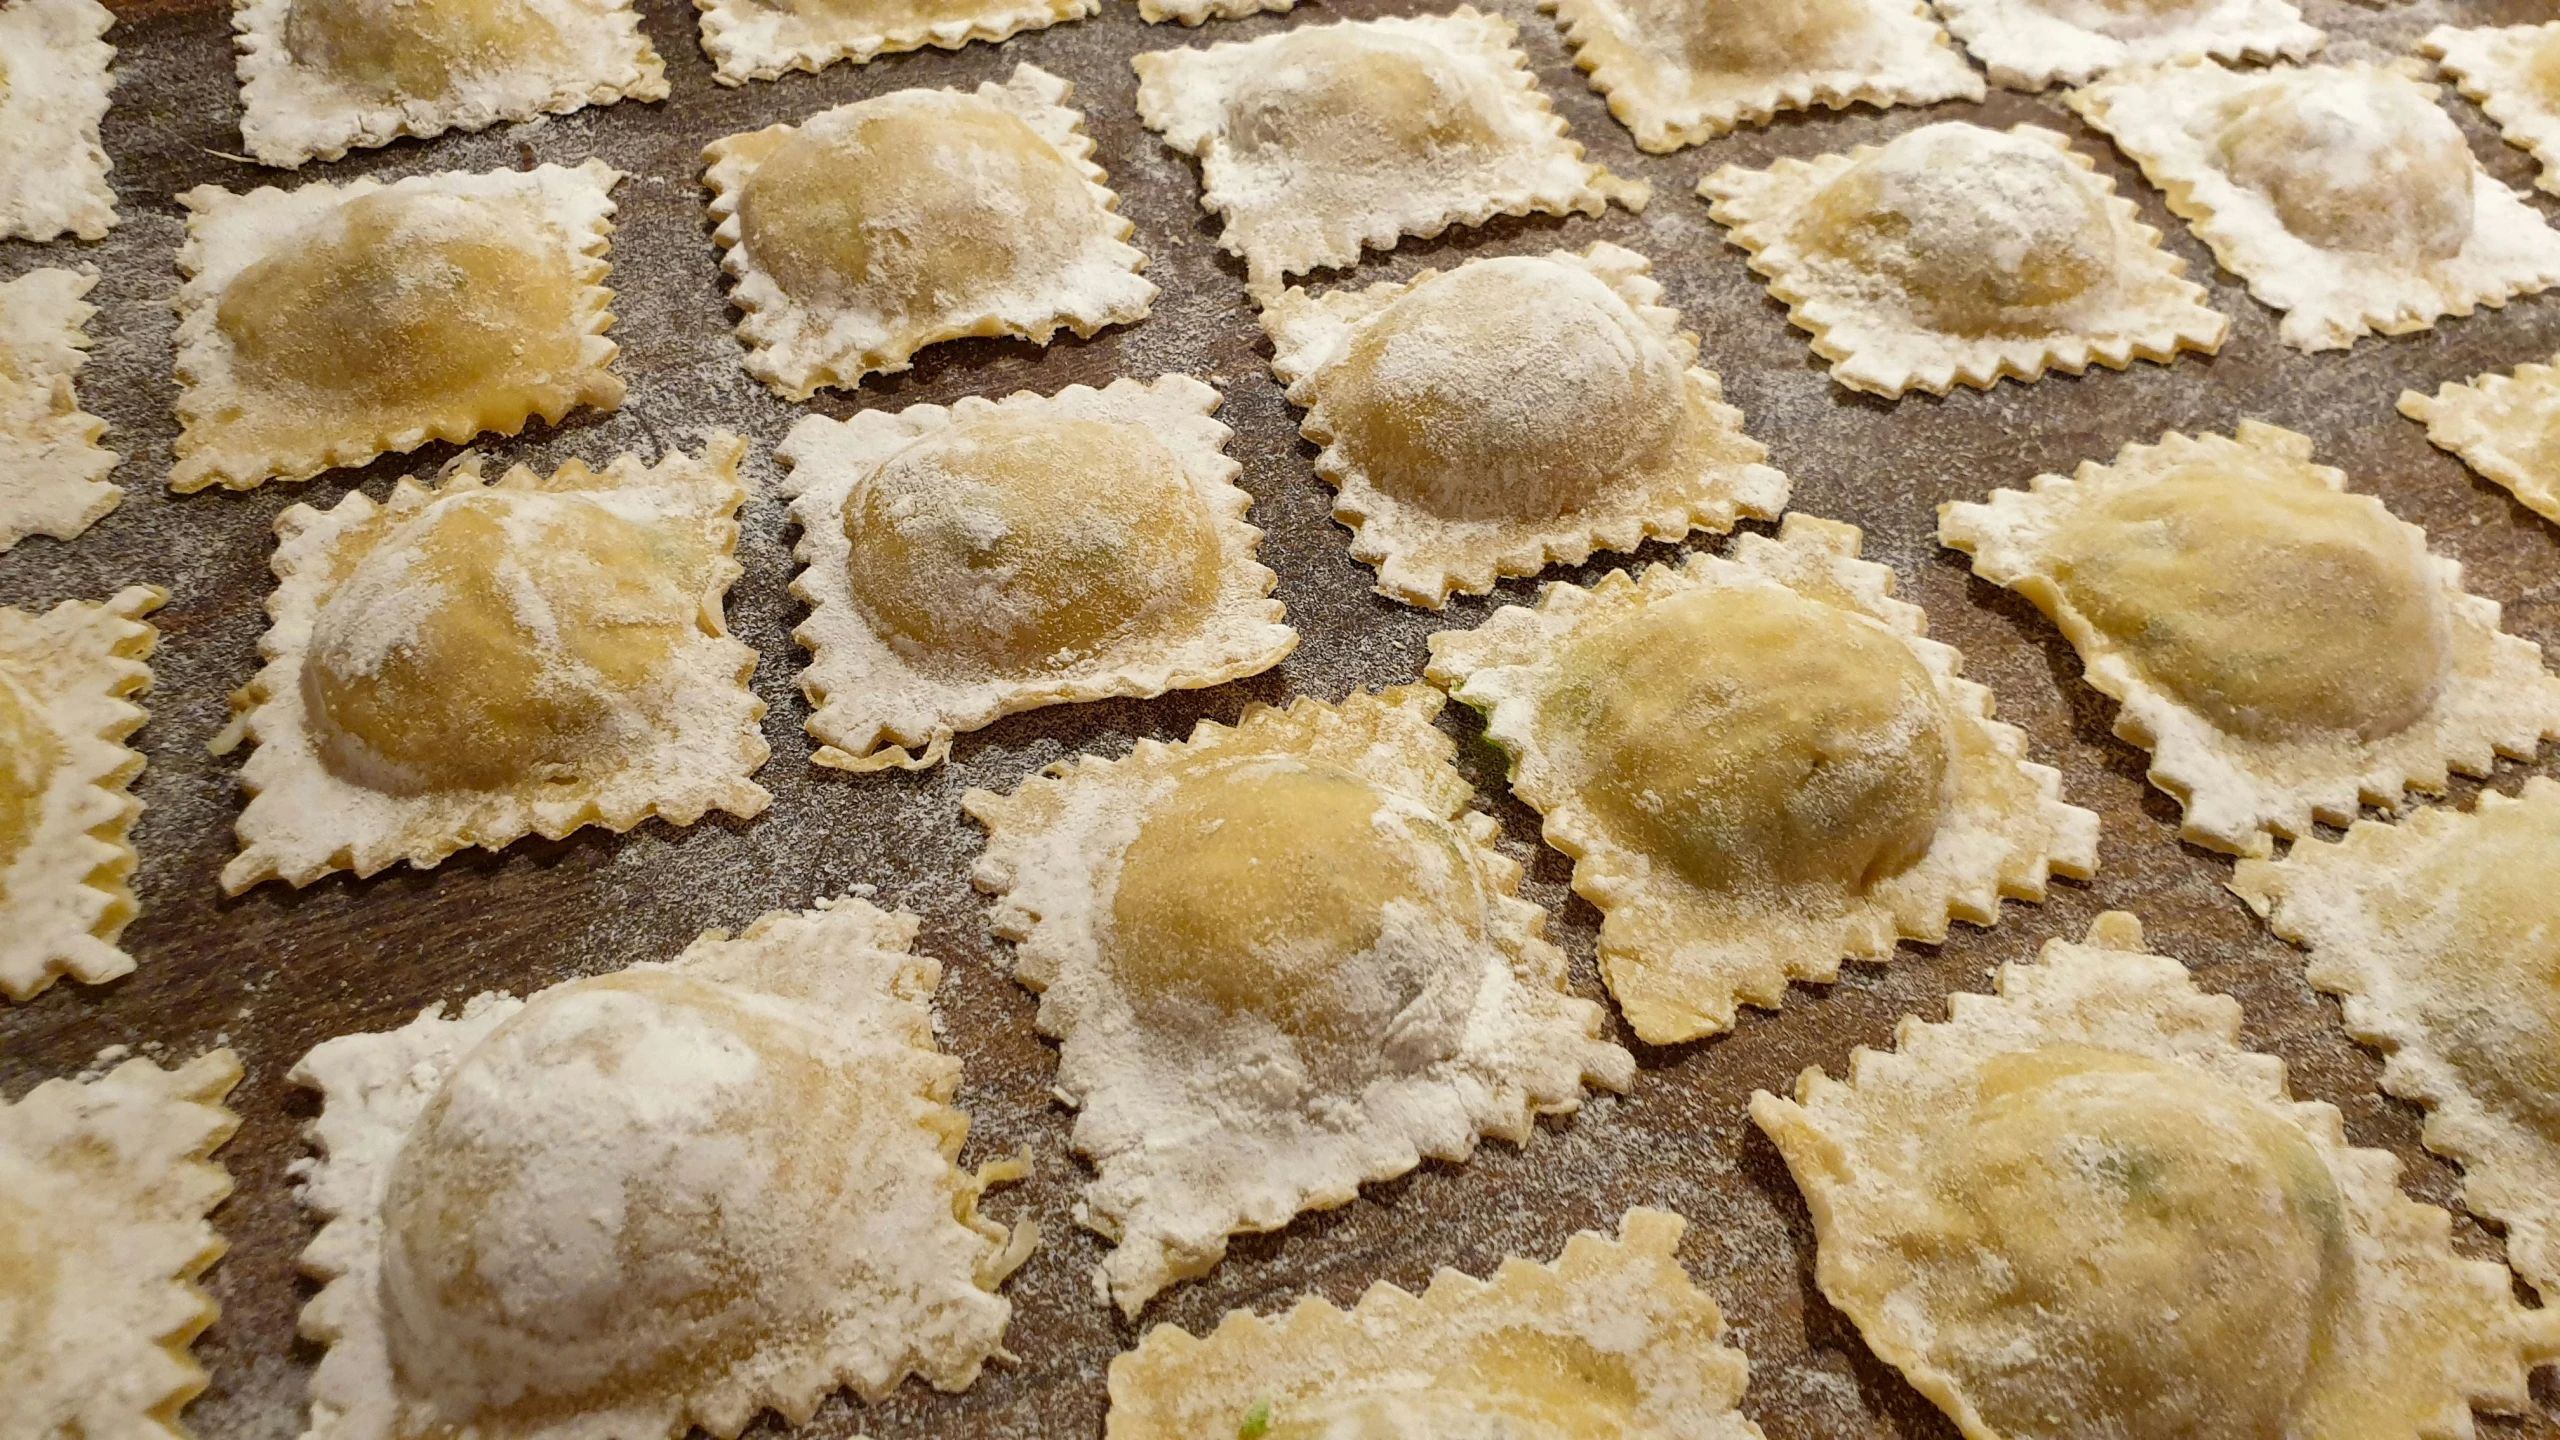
[4,0,2557,1435]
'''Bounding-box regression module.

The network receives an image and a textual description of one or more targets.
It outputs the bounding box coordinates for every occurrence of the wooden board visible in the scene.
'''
[4,0,2557,1434]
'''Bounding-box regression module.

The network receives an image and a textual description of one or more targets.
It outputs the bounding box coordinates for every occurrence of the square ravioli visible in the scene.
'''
[1934,0,2317,92]
[2425,23,2560,198]
[1,586,161,1002]
[1107,1208,1762,1440]
[1262,242,1790,608]
[2401,353,2560,527]
[6,1048,241,1440]
[697,0,1090,84]
[171,160,624,493]
[705,65,1153,401]
[1940,421,2560,856]
[1544,0,1982,152]
[0,0,116,242]
[2234,780,2560,1307]
[292,897,1032,1440]
[780,376,1294,772]
[1426,515,2098,1047]
[1133,8,1648,299]
[965,685,1634,1315]
[1699,121,2226,398]
[217,438,770,892]
[233,0,668,168]
[0,267,119,553]
[2068,59,2560,352]
[1753,912,2560,1440]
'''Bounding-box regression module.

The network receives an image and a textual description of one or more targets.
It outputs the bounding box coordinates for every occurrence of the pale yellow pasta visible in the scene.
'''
[1754,913,2560,1440]
[966,686,1632,1314]
[1942,420,2560,853]
[172,162,624,492]
[1428,515,2096,1044]
[293,898,1031,1440]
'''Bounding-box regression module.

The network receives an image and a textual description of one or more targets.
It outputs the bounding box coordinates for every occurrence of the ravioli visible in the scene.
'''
[0,586,160,1003]
[171,161,625,493]
[1755,912,2560,1440]
[2234,780,2560,1306]
[1699,121,2227,397]
[1262,243,1790,607]
[1545,0,1982,151]
[2068,58,2560,352]
[1941,421,2560,856]
[2427,23,2560,199]
[965,685,1633,1314]
[1933,0,2317,91]
[696,0,1090,84]
[1133,9,1648,299]
[2401,353,2560,528]
[705,65,1153,400]
[293,897,1032,1440]
[5,1048,240,1440]
[781,376,1294,772]
[233,0,667,167]
[0,0,115,242]
[1106,1208,1761,1440]
[1427,516,2097,1046]
[0,267,118,553]
[217,439,770,892]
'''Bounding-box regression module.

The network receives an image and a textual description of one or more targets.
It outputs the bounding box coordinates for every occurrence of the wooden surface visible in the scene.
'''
[5,0,2559,1435]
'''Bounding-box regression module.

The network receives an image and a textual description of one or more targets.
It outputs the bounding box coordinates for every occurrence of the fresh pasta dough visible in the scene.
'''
[1934,0,2318,91]
[0,0,116,241]
[1134,8,1646,299]
[218,440,771,891]
[2067,58,2560,352]
[2401,351,2560,527]
[172,162,625,492]
[5,1050,240,1440]
[1262,243,1789,606]
[704,66,1152,400]
[1105,1209,1763,1440]
[781,376,1293,771]
[2425,22,2560,199]
[2234,779,2560,1305]
[1754,913,2560,1440]
[1700,121,2227,396]
[1941,420,2560,854]
[292,898,1031,1440]
[0,267,118,553]
[232,0,666,166]
[0,586,160,1002]
[1427,516,2096,1044]
[696,0,1090,85]
[1547,0,1981,151]
[965,686,1633,1314]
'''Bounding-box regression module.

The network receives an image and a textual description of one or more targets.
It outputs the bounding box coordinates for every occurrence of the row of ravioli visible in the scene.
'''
[10,347,2560,974]
[20,773,2560,1439]
[13,4,2560,560]
[11,398,2560,1433]
[3,0,2555,182]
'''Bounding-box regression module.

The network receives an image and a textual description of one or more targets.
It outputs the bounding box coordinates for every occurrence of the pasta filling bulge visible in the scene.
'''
[282,0,568,100]
[1106,753,1490,1076]
[1543,585,1954,898]
[1797,123,2116,336]
[301,490,705,796]
[839,413,1222,676]
[2046,467,2451,744]
[1323,257,1686,522]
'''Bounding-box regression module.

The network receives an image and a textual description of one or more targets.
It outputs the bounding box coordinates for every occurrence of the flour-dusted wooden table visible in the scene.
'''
[5,0,2557,1434]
